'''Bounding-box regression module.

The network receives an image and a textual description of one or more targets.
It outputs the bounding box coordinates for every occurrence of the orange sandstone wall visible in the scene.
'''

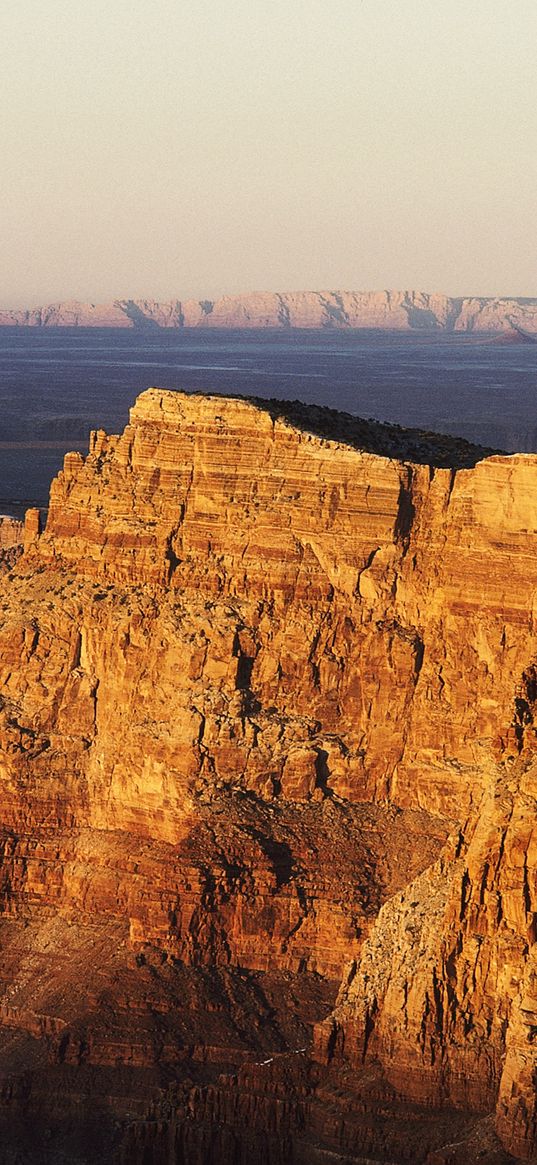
[37,390,537,815]
[0,388,535,1158]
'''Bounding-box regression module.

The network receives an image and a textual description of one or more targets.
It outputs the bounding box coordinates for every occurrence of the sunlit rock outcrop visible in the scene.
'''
[0,389,534,1162]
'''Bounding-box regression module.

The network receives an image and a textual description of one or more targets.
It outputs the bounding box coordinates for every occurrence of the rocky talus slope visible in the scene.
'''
[0,389,535,1163]
[2,289,537,331]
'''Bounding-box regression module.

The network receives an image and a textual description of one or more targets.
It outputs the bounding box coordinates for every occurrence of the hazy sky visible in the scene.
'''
[2,0,536,305]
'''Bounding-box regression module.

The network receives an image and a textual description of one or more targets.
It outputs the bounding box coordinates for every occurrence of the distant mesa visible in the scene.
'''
[1,290,537,332]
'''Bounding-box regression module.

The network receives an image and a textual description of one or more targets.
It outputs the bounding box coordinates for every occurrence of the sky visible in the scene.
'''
[1,0,536,305]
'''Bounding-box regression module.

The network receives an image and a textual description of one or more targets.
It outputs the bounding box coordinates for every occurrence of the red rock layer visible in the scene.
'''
[0,389,535,1162]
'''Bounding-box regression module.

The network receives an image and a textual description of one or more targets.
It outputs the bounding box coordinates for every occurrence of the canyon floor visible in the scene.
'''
[0,389,535,1163]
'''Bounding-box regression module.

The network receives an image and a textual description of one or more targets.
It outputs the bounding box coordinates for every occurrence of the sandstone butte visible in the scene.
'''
[0,388,535,1164]
[1,289,537,332]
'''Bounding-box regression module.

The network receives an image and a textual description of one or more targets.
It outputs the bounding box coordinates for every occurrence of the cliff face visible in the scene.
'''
[0,390,535,1163]
[1,289,537,331]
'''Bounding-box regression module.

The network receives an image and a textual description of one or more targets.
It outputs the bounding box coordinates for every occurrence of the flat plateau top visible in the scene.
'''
[130,386,501,470]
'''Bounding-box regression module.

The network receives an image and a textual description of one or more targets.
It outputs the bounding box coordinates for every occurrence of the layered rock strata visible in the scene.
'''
[1,290,537,331]
[0,389,535,1162]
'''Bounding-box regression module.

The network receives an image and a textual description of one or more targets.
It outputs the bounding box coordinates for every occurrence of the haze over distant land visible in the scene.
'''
[1,290,537,332]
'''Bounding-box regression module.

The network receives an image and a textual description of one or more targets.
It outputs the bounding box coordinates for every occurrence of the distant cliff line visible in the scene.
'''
[1,289,537,332]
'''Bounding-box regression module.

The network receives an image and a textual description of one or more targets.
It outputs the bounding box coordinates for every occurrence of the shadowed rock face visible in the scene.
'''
[0,389,534,1164]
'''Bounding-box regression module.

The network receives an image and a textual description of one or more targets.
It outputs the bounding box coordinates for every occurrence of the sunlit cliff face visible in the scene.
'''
[2,289,537,332]
[0,389,534,1163]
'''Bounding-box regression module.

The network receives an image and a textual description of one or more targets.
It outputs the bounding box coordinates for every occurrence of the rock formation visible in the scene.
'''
[0,389,535,1163]
[0,515,24,572]
[1,289,537,331]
